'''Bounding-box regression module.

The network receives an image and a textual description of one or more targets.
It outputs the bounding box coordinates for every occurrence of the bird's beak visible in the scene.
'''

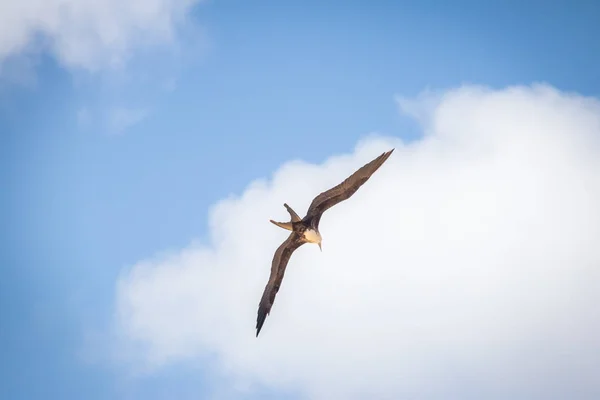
[318,242,322,252]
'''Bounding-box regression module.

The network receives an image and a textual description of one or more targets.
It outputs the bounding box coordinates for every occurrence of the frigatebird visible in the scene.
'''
[256,148,394,336]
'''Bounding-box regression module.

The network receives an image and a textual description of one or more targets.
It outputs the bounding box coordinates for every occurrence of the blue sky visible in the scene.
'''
[1,1,600,399]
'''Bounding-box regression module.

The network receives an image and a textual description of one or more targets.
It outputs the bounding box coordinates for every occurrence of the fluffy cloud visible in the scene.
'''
[113,84,600,399]
[0,0,204,71]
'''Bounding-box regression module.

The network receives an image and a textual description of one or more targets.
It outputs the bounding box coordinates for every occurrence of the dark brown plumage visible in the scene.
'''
[256,148,394,336]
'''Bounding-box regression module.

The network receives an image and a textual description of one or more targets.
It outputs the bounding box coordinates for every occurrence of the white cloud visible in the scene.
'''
[0,0,205,72]
[113,84,600,399]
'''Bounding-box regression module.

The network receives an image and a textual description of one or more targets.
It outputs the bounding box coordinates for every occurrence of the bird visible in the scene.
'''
[256,148,395,336]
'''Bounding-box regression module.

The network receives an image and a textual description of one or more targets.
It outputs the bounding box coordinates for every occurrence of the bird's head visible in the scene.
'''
[304,228,323,251]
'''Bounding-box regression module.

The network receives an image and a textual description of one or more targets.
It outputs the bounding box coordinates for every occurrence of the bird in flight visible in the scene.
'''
[256,148,394,336]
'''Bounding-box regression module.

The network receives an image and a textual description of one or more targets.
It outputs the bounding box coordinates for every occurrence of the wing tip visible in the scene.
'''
[256,318,265,337]
[373,148,394,166]
[256,303,269,337]
[380,148,395,163]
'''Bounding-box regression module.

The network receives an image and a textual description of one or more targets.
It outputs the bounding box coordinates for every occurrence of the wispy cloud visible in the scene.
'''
[0,0,207,72]
[76,107,92,129]
[107,106,148,134]
[112,84,600,399]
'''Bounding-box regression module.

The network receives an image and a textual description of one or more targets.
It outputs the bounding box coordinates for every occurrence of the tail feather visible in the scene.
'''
[284,203,301,222]
[269,220,293,231]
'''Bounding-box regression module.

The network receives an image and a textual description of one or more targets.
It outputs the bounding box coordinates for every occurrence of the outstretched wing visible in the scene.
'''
[256,232,305,336]
[305,149,394,228]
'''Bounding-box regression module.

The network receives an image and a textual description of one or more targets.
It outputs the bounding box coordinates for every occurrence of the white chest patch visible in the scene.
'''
[303,229,322,243]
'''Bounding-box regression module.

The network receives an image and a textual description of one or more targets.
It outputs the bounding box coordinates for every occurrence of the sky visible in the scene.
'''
[1,1,600,399]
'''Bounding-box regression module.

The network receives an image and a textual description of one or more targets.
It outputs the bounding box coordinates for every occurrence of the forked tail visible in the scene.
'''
[269,203,301,231]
